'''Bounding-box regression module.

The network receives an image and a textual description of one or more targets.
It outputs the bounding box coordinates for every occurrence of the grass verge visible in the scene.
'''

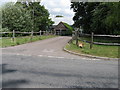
[0,35,56,48]
[65,40,119,58]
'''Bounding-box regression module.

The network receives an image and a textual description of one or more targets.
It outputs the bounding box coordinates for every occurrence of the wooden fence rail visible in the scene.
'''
[0,30,54,42]
[78,38,120,46]
[72,31,120,49]
[80,34,120,38]
[0,31,47,34]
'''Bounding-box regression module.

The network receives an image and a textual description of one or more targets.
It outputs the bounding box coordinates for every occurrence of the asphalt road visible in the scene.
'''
[1,36,118,88]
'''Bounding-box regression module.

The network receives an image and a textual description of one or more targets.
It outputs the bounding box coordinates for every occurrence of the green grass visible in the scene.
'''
[65,40,119,58]
[0,35,56,48]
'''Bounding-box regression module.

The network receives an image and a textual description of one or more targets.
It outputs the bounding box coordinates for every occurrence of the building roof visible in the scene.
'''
[54,22,74,31]
[62,22,74,31]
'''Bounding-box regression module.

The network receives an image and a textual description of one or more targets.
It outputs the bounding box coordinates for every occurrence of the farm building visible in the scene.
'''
[54,22,74,36]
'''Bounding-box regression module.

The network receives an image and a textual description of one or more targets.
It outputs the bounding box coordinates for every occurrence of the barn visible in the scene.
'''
[54,22,74,36]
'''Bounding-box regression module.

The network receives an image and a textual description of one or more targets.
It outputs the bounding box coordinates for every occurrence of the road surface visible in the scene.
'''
[1,36,118,88]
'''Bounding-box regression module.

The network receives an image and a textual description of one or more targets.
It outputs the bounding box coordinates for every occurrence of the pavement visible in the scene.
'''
[1,36,118,88]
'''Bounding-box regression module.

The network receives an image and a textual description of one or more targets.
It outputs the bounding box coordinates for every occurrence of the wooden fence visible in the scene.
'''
[72,30,120,49]
[0,30,55,42]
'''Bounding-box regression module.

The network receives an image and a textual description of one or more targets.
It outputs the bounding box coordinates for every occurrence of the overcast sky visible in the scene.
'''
[41,0,74,25]
[0,0,75,25]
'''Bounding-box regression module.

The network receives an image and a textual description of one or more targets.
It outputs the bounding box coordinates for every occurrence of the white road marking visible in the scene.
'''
[92,59,100,61]
[42,49,54,53]
[39,55,65,59]
[2,53,101,61]
[16,53,21,55]
[47,56,55,58]
[56,57,64,59]
[38,55,43,57]
[88,59,100,61]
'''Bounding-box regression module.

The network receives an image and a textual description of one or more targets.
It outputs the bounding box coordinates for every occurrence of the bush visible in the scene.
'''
[1,28,13,37]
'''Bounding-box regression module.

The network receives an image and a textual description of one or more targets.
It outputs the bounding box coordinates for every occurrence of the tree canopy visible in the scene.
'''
[2,1,54,32]
[71,2,120,35]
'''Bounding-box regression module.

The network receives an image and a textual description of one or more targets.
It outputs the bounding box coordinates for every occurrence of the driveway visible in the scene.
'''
[1,36,118,88]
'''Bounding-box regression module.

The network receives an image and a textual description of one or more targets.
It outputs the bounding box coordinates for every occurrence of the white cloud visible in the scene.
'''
[64,9,74,15]
[55,16,74,25]
[41,0,74,25]
[52,8,61,12]
[47,1,56,6]
[60,0,71,7]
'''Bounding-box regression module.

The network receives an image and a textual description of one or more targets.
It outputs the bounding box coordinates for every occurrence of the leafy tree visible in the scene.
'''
[71,2,120,35]
[91,2,120,34]
[16,1,54,31]
[2,2,33,32]
[105,2,120,34]
[2,1,54,33]
[91,3,110,34]
[71,2,99,33]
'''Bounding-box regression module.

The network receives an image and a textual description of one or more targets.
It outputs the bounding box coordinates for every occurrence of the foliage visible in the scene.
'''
[2,2,33,32]
[71,2,99,34]
[1,1,54,34]
[91,3,110,34]
[71,2,120,35]
[16,2,54,31]
[104,2,120,34]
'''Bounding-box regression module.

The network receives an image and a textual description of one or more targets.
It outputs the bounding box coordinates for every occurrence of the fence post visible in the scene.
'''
[50,31,52,35]
[90,32,94,49]
[46,30,47,35]
[12,30,15,42]
[39,30,41,36]
[75,30,78,46]
[73,31,75,40]
[54,30,56,35]
[39,30,41,39]
[30,30,33,41]
[44,31,45,35]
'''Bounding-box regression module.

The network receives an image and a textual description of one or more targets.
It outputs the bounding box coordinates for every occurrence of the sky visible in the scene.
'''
[41,0,74,25]
[0,0,75,25]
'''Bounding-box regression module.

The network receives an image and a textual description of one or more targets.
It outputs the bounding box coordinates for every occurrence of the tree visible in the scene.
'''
[2,1,54,33]
[105,2,120,34]
[71,2,120,35]
[71,2,99,34]
[91,3,110,34]
[16,1,54,31]
[2,2,33,32]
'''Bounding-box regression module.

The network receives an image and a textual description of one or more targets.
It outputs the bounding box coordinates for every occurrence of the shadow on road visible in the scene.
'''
[1,64,29,88]
[2,79,29,88]
[2,64,17,74]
